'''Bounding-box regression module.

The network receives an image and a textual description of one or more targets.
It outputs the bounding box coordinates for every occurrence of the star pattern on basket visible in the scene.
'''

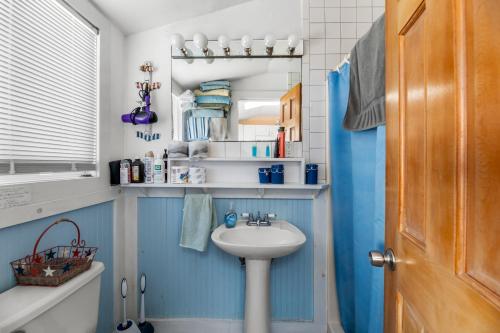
[72,248,80,258]
[86,250,96,262]
[15,266,24,275]
[45,249,56,260]
[43,266,56,277]
[62,262,72,273]
[33,254,43,264]
[30,267,41,276]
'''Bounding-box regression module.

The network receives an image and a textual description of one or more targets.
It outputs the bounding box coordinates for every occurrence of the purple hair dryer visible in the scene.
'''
[122,94,158,125]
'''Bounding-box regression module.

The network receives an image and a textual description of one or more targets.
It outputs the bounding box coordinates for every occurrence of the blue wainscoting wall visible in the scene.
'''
[138,198,313,321]
[0,202,114,333]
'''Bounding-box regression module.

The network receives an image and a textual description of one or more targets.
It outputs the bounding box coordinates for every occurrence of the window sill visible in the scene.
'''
[0,172,97,187]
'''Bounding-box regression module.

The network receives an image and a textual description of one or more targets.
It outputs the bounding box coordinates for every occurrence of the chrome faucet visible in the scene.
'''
[242,211,276,227]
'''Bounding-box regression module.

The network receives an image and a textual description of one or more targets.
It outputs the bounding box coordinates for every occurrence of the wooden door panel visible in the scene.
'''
[385,0,500,331]
[399,6,427,247]
[457,0,500,305]
[280,83,302,142]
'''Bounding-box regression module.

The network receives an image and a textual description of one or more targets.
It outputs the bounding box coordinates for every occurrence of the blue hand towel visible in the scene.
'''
[180,194,218,252]
[195,95,231,105]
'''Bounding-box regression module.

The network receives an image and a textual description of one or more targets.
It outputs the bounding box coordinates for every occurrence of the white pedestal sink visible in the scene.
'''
[211,221,306,333]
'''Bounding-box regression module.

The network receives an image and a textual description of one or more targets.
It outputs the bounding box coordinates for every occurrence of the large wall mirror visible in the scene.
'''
[171,57,302,142]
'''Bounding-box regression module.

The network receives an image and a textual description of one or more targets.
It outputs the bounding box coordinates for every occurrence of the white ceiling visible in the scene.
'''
[91,0,252,35]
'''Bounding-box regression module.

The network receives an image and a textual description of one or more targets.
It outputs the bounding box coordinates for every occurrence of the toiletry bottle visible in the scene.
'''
[144,151,155,184]
[278,127,286,158]
[162,149,168,183]
[132,157,145,183]
[224,202,238,228]
[120,160,130,185]
[252,144,258,157]
[153,152,165,183]
[265,144,271,157]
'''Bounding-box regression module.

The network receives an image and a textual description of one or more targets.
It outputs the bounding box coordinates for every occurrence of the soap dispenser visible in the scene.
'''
[224,202,238,228]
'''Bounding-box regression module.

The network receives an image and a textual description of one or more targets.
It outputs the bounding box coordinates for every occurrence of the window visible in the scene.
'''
[0,0,99,182]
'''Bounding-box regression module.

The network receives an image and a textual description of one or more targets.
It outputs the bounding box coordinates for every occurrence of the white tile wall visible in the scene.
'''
[205,0,385,183]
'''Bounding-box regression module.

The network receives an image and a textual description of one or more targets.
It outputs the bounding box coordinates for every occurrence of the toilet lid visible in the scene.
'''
[0,262,104,333]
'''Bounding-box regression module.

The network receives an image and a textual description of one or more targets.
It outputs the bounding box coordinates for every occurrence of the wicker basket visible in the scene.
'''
[10,218,98,287]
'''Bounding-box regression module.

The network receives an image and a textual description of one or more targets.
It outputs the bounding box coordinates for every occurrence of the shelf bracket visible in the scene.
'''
[257,188,265,198]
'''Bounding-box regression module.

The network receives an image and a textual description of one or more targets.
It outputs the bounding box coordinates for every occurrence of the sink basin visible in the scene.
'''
[211,220,306,333]
[211,220,306,259]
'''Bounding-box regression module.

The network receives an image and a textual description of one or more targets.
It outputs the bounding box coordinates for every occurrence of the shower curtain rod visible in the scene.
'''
[334,53,351,72]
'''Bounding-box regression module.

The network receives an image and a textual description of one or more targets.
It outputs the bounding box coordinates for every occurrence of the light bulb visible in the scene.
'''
[170,33,185,50]
[264,34,276,48]
[218,35,230,49]
[193,32,208,50]
[241,35,253,49]
[287,34,299,48]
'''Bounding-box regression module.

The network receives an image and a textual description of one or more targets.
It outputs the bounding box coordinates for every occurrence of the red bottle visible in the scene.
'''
[278,127,286,158]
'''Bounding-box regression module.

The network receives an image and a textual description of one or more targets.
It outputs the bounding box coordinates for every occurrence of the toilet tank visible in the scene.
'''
[0,261,104,333]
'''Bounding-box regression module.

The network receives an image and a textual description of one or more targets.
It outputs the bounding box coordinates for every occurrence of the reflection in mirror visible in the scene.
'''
[171,57,302,142]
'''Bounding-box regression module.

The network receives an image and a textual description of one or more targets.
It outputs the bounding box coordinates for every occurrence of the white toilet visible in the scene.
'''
[0,261,104,333]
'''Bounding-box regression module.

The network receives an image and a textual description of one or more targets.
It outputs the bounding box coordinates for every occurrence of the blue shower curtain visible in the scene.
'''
[329,64,385,333]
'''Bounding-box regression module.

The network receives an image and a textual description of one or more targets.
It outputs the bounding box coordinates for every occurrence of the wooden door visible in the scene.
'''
[384,0,500,332]
[280,83,302,141]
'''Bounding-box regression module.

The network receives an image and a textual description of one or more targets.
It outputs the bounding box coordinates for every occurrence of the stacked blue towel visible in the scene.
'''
[200,80,231,91]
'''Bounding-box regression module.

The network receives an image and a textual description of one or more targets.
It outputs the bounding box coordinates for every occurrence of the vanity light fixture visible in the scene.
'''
[171,33,188,56]
[241,35,253,56]
[218,35,231,56]
[193,32,209,56]
[264,34,276,56]
[287,34,299,55]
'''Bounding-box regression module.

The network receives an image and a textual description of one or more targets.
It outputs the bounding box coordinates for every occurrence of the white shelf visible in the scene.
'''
[121,182,328,198]
[122,182,327,190]
[167,157,304,162]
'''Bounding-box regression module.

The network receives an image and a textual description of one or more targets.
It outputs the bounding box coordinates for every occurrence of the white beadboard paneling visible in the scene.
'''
[372,6,385,20]
[225,142,241,158]
[310,117,327,133]
[325,7,340,22]
[310,148,326,163]
[310,22,326,38]
[310,39,326,54]
[310,86,326,101]
[310,133,326,148]
[311,101,326,116]
[341,22,357,38]
[356,6,372,22]
[340,7,356,22]
[310,54,326,69]
[310,0,325,7]
[310,7,325,22]
[310,69,326,85]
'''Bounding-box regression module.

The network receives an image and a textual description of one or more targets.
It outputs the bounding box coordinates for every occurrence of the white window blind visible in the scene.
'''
[0,0,99,177]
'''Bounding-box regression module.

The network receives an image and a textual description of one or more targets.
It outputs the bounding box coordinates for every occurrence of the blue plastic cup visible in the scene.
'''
[306,163,318,184]
[271,168,284,184]
[258,168,271,183]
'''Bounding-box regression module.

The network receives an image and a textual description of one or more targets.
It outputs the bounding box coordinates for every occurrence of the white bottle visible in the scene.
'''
[120,160,130,185]
[154,152,165,184]
[144,151,155,184]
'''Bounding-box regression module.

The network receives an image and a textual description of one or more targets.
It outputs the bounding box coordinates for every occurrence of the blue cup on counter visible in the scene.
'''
[258,168,271,183]
[271,164,284,184]
[306,163,318,184]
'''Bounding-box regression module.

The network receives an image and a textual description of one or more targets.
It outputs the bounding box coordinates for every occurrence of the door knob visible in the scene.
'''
[369,248,396,271]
